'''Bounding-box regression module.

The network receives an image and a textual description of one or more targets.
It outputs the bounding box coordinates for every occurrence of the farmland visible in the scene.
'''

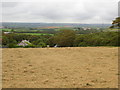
[15,33,53,36]
[2,47,118,88]
[1,22,120,48]
[1,18,119,88]
[0,28,12,31]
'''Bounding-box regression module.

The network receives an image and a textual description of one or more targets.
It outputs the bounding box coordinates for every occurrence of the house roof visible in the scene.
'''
[18,40,31,46]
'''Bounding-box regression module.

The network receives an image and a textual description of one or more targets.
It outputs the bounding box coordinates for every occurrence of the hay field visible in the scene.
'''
[2,47,118,88]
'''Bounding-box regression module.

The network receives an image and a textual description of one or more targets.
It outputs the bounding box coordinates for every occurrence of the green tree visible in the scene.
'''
[2,36,9,45]
[110,17,120,28]
[11,28,15,32]
[37,42,46,47]
[54,29,76,47]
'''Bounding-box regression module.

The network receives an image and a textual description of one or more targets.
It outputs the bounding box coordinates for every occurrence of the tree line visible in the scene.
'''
[2,29,119,48]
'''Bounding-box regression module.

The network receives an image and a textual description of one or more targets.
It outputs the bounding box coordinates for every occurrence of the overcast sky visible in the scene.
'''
[1,0,119,24]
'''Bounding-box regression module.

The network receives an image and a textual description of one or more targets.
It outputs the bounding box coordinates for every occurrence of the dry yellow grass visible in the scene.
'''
[2,47,118,88]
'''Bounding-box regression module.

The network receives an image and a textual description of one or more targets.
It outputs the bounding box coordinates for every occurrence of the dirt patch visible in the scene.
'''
[2,47,118,88]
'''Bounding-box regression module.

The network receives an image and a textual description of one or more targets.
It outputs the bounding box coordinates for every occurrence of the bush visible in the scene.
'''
[7,43,16,48]
[24,45,35,48]
[36,42,46,48]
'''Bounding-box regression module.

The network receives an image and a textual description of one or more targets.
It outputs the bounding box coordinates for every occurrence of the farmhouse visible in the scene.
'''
[18,40,31,46]
[4,32,11,34]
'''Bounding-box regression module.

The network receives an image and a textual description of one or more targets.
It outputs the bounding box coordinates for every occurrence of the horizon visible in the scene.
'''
[0,22,112,25]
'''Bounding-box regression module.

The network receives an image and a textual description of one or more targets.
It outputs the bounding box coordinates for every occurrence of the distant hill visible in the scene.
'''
[1,22,111,28]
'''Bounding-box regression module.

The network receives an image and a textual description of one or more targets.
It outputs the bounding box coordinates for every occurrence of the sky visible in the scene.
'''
[0,0,119,24]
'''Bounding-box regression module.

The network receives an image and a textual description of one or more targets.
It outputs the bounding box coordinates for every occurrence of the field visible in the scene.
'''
[17,33,53,36]
[2,47,118,88]
[0,29,12,31]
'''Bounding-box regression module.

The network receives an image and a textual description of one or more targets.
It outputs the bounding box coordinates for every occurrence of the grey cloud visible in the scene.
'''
[2,2,19,7]
[1,0,119,23]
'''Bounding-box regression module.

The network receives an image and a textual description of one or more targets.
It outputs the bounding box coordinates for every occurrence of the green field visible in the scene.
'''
[0,28,12,31]
[18,33,54,36]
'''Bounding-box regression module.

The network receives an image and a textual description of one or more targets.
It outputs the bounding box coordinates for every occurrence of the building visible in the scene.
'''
[4,32,11,34]
[18,40,31,46]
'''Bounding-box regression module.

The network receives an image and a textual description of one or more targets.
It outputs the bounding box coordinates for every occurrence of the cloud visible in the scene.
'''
[1,0,119,23]
[2,2,19,7]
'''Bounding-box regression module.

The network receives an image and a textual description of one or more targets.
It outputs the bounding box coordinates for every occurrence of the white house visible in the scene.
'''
[18,40,31,46]
[4,32,11,34]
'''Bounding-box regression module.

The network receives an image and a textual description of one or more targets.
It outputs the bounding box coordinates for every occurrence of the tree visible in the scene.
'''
[110,17,120,29]
[32,38,47,47]
[11,28,15,32]
[54,29,76,47]
[2,36,9,45]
